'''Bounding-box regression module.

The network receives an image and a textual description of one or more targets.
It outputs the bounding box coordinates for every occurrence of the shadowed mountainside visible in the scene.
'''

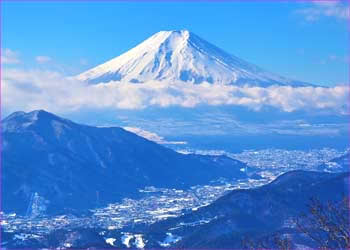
[2,110,246,215]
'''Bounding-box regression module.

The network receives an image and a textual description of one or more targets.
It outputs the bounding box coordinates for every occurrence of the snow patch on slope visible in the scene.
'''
[121,233,133,248]
[105,238,116,246]
[134,234,146,249]
[123,127,187,145]
[159,232,182,247]
[121,233,146,249]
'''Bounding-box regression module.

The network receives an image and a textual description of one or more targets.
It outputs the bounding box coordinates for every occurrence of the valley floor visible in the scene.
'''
[1,146,348,249]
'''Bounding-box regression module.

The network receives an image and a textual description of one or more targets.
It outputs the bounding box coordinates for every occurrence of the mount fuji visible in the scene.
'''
[77,30,313,87]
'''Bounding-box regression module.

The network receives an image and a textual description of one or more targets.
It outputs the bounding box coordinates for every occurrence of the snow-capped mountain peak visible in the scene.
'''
[77,30,312,86]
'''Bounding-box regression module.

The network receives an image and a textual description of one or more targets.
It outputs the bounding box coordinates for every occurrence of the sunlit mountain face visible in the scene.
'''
[77,30,313,87]
[68,30,348,152]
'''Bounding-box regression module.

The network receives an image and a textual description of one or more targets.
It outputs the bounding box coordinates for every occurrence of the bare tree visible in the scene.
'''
[242,233,292,250]
[295,197,350,249]
[242,197,349,249]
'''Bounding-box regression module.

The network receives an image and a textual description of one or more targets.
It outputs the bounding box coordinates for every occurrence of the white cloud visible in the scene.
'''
[123,127,187,145]
[1,48,21,64]
[35,56,52,64]
[296,1,349,21]
[1,68,349,115]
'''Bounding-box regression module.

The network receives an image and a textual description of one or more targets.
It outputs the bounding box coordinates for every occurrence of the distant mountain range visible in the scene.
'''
[77,30,313,87]
[2,110,247,215]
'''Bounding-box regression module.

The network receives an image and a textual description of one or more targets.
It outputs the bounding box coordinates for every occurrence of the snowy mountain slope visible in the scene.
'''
[77,30,313,87]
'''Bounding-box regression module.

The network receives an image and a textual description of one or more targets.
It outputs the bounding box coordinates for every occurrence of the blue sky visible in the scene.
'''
[2,1,349,87]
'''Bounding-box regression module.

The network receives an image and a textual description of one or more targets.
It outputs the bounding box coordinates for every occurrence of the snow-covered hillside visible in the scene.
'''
[77,30,312,87]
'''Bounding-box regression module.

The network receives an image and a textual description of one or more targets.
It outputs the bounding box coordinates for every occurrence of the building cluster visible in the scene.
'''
[1,147,348,246]
[1,177,269,241]
[230,148,346,171]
